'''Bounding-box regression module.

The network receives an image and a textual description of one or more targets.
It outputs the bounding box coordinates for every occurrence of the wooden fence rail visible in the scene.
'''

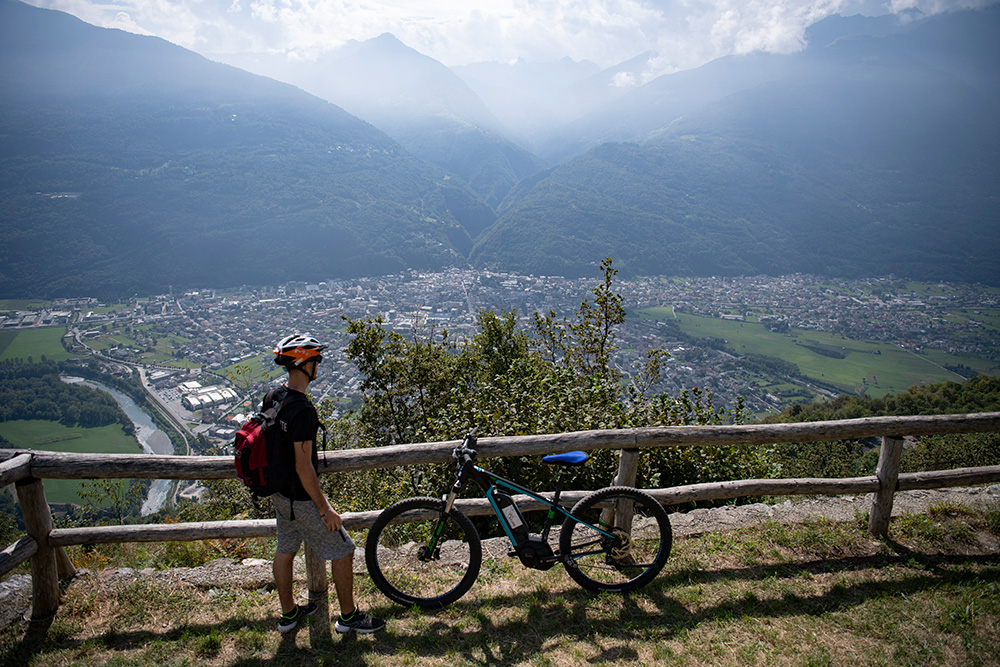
[2,412,1000,623]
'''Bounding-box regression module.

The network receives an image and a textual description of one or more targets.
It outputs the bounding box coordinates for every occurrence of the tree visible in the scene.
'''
[337,258,762,509]
[343,316,458,447]
[571,257,626,378]
[466,309,529,383]
[531,257,627,378]
[77,478,145,526]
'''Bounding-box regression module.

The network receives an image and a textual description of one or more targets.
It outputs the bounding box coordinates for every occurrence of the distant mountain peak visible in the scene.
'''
[372,32,404,44]
[803,11,912,49]
[0,0,493,298]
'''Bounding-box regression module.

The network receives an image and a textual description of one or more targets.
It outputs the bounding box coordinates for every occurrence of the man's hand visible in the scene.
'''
[320,507,343,532]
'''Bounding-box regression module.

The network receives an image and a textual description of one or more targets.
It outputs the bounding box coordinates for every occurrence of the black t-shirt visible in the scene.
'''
[266,386,319,501]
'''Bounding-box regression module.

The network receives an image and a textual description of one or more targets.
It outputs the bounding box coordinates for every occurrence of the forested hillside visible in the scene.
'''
[225,33,548,209]
[2,1,998,297]
[472,8,1000,284]
[0,0,489,298]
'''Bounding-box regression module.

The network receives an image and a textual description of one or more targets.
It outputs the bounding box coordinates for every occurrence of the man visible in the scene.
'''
[268,333,385,635]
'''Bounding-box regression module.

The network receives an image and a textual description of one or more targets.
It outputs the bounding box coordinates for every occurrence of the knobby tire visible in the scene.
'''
[365,496,482,608]
[560,486,672,593]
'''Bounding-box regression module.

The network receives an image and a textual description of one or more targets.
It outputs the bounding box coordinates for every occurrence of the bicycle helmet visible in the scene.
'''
[273,333,328,369]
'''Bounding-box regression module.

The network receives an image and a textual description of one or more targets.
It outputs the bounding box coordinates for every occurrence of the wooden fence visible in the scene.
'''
[2,412,1000,631]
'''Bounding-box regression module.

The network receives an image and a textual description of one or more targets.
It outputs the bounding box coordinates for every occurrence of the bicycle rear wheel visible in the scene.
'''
[560,486,671,593]
[364,496,482,608]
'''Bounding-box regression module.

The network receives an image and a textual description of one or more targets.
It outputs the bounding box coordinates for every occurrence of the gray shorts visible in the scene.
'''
[273,494,356,561]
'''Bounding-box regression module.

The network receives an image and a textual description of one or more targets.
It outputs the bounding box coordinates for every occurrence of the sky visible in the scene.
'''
[23,0,1000,75]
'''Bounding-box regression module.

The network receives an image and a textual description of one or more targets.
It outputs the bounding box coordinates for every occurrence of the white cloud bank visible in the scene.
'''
[25,0,1000,74]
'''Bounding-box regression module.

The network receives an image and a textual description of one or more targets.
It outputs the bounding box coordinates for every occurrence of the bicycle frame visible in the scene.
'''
[434,439,617,561]
[365,433,674,606]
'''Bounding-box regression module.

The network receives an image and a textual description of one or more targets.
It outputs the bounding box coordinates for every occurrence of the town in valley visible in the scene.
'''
[4,271,998,454]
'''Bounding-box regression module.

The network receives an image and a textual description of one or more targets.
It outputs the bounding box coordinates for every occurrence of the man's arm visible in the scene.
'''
[292,438,342,532]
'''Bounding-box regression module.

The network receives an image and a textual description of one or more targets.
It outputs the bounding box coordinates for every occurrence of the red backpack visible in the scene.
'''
[233,388,308,498]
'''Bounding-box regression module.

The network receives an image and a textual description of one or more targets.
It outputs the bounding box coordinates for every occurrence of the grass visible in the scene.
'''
[0,299,50,311]
[0,327,77,363]
[663,313,989,397]
[0,420,141,505]
[2,503,997,666]
[78,326,198,368]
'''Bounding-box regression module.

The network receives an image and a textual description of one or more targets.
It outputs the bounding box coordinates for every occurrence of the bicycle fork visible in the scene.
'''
[419,478,464,562]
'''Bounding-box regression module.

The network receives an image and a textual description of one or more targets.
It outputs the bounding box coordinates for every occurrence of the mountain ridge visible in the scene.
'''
[2,0,998,297]
[215,32,547,209]
[473,7,1000,284]
[0,0,491,298]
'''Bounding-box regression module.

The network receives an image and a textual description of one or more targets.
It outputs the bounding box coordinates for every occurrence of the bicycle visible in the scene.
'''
[364,430,673,608]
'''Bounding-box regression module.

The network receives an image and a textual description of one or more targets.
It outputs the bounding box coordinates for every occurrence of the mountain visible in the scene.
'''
[471,8,1000,285]
[0,0,495,298]
[536,51,801,164]
[3,1,998,297]
[534,9,1000,163]
[217,35,546,210]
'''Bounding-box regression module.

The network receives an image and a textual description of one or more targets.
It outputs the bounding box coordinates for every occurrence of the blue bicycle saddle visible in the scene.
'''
[542,451,589,466]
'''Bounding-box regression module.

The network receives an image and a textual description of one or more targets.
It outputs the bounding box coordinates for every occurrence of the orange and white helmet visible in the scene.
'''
[273,333,327,369]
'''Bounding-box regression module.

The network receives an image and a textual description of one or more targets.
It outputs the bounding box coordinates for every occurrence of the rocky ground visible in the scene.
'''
[3,486,998,627]
[667,485,1000,537]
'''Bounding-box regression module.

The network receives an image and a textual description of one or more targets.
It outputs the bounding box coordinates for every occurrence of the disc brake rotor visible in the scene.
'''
[609,530,633,561]
[417,545,439,562]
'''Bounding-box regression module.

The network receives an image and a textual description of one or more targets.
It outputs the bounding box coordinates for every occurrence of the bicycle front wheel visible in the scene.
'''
[560,486,672,593]
[364,496,482,608]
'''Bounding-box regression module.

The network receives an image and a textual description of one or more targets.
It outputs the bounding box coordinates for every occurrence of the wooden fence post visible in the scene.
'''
[613,448,641,487]
[604,448,642,530]
[869,436,904,538]
[304,544,331,645]
[55,546,77,581]
[15,477,60,619]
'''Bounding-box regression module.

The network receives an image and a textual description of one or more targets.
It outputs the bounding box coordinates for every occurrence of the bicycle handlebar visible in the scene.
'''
[452,429,478,464]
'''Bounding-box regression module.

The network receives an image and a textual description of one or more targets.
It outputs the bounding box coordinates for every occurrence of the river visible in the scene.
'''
[64,377,174,515]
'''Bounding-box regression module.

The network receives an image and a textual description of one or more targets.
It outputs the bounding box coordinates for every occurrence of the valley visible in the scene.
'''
[3,273,997,444]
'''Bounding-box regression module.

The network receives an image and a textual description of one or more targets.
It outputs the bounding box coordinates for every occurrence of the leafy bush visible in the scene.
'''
[765,375,1000,479]
[901,432,1000,472]
[330,259,768,512]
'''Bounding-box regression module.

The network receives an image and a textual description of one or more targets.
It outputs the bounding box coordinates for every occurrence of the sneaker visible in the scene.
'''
[335,608,386,634]
[277,601,319,633]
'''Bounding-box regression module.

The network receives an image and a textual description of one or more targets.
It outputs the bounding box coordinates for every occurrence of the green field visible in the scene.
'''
[220,352,284,392]
[0,327,76,363]
[0,299,49,310]
[81,325,198,367]
[0,420,141,505]
[644,310,994,399]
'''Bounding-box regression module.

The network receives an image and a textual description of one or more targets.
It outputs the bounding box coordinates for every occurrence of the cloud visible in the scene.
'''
[109,11,153,36]
[23,0,1000,71]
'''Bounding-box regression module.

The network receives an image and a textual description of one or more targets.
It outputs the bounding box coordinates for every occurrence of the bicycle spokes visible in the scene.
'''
[561,487,672,592]
[365,497,483,608]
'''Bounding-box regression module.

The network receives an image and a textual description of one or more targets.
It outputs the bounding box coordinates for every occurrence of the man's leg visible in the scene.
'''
[330,551,356,616]
[274,551,297,614]
[332,550,385,634]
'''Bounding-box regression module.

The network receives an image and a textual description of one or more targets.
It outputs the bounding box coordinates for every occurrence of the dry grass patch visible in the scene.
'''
[2,501,998,666]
